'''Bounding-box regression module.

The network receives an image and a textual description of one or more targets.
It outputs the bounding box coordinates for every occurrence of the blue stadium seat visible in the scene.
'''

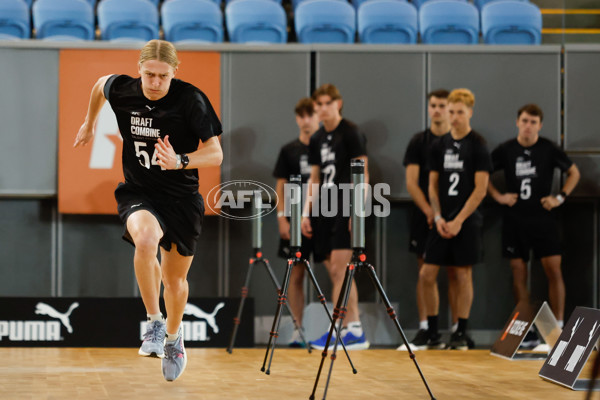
[32,0,95,41]
[482,0,541,44]
[411,0,465,9]
[0,0,30,39]
[162,0,223,43]
[225,0,282,4]
[419,0,479,44]
[225,0,287,44]
[474,0,528,11]
[98,0,159,42]
[358,0,417,44]
[295,0,356,44]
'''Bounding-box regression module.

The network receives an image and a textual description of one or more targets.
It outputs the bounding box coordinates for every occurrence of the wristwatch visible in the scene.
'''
[180,154,190,169]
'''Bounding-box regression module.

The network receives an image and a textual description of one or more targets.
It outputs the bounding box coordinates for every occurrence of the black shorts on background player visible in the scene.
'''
[502,213,561,262]
[424,214,483,266]
[403,129,439,256]
[492,137,572,261]
[307,118,367,250]
[409,206,430,256]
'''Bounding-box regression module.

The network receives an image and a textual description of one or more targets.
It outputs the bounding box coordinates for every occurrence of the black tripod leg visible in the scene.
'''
[309,263,355,400]
[321,265,356,400]
[303,259,356,371]
[261,259,294,374]
[364,263,436,400]
[263,258,310,352]
[227,257,255,354]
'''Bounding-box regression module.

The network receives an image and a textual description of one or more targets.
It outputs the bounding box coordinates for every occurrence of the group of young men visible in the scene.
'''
[275,86,580,352]
[74,38,580,382]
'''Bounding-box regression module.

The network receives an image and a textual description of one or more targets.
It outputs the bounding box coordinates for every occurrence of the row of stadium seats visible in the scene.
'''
[5,0,530,10]
[0,0,542,44]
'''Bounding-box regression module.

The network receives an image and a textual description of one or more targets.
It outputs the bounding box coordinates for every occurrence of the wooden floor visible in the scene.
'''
[0,347,595,400]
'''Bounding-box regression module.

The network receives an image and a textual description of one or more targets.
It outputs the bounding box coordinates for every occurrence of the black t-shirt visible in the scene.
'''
[273,139,311,184]
[308,118,367,189]
[491,137,573,215]
[403,129,444,200]
[429,131,492,220]
[104,74,222,198]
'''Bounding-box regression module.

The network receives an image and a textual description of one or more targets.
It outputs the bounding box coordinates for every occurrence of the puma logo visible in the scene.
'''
[183,303,225,334]
[35,302,79,334]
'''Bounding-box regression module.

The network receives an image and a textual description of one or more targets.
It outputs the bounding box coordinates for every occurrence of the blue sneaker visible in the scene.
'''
[310,331,337,350]
[138,320,166,358]
[342,331,370,350]
[162,328,187,382]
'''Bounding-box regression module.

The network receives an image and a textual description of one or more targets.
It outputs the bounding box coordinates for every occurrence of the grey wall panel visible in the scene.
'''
[60,215,136,297]
[472,203,514,329]
[565,50,600,150]
[568,154,600,197]
[0,199,54,296]
[0,49,58,195]
[316,52,427,199]
[223,52,311,185]
[429,51,561,151]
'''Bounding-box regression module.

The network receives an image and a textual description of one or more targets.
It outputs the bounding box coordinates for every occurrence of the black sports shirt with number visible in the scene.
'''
[273,139,311,184]
[403,129,443,200]
[429,131,492,220]
[308,119,367,189]
[491,137,572,215]
[104,74,222,198]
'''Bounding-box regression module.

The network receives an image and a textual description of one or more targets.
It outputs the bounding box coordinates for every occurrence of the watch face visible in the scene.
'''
[181,154,190,168]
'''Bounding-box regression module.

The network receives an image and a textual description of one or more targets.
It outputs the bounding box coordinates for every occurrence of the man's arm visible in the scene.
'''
[429,170,451,238]
[73,75,111,147]
[155,135,223,170]
[446,171,489,236]
[541,163,581,210]
[276,178,290,240]
[487,180,518,207]
[301,165,320,238]
[406,164,434,226]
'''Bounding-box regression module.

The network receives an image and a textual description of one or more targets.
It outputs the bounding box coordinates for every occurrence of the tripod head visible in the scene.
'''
[252,190,262,250]
[351,159,366,250]
[288,175,302,248]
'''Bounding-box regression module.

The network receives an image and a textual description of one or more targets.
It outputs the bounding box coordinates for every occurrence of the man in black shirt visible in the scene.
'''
[422,89,492,350]
[273,97,319,347]
[489,104,580,344]
[399,89,464,350]
[301,84,369,350]
[74,40,223,381]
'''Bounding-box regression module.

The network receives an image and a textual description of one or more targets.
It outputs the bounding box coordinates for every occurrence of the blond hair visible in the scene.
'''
[139,40,180,69]
[448,88,475,108]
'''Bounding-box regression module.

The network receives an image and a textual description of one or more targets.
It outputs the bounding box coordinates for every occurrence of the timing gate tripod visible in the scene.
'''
[227,191,309,353]
[261,175,357,375]
[309,159,436,400]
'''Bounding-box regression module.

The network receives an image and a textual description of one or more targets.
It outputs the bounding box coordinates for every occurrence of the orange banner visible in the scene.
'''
[58,49,221,215]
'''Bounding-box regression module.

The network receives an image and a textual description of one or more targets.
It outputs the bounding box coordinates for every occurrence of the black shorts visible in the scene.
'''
[278,234,315,261]
[424,215,483,266]
[502,212,561,262]
[114,182,205,257]
[311,215,350,262]
[408,206,430,256]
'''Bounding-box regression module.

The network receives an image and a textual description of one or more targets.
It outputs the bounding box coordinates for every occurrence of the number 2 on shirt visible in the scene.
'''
[448,172,459,196]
